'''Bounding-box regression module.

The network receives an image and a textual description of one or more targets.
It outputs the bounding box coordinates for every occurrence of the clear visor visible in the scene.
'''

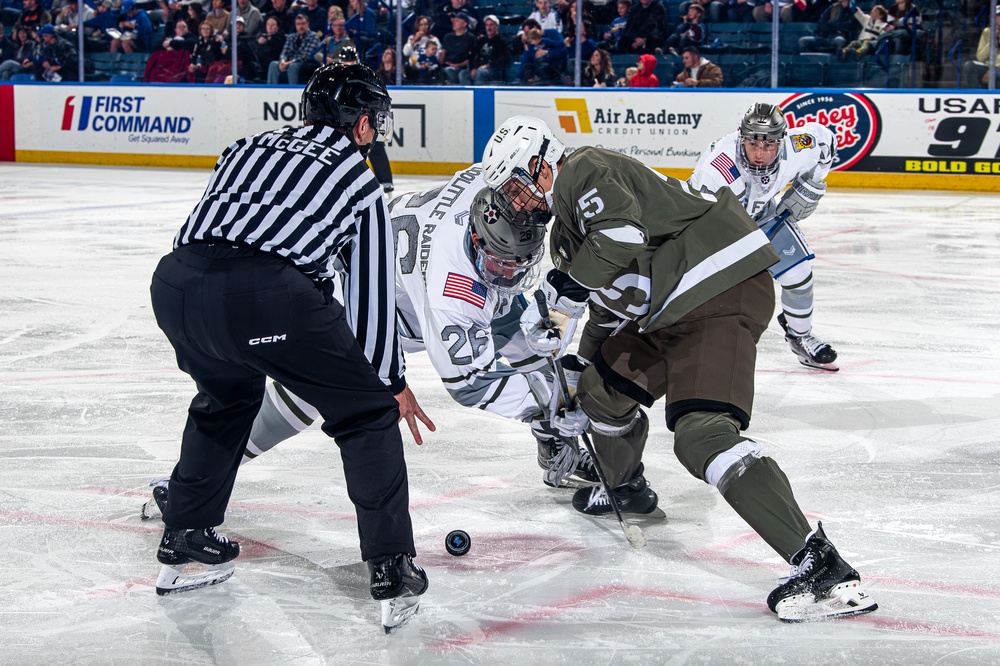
[371,109,393,142]
[499,167,549,214]
[739,136,782,176]
[473,243,542,296]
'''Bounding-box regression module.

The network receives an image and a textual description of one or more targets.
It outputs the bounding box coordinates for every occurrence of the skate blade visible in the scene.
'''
[776,582,877,622]
[155,561,235,596]
[381,596,420,634]
[796,357,839,372]
[543,474,601,489]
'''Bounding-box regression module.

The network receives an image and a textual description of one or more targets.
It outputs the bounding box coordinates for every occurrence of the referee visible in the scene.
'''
[149,63,431,624]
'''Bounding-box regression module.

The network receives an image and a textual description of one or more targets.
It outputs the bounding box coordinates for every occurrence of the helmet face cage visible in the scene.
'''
[469,187,546,295]
[738,103,786,177]
[482,115,565,191]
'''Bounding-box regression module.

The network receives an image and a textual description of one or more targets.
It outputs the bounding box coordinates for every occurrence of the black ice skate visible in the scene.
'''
[778,313,839,371]
[368,553,429,634]
[155,526,241,596]
[537,436,601,489]
[767,522,877,622]
[140,478,169,521]
[572,465,659,517]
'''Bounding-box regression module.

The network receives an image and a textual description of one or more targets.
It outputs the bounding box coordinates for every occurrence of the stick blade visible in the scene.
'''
[624,524,647,549]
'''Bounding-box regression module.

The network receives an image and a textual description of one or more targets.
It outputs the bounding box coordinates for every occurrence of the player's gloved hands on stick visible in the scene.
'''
[530,406,590,440]
[520,270,590,354]
[541,269,589,319]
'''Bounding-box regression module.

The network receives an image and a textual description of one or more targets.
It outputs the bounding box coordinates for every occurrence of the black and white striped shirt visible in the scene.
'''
[176,124,405,393]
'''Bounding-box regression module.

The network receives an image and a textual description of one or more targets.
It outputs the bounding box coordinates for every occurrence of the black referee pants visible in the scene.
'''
[150,243,414,561]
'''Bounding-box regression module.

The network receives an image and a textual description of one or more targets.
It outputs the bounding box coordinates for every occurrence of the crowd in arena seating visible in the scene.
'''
[0,0,995,87]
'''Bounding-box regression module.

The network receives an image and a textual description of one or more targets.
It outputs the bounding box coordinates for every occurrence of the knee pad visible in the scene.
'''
[673,411,762,493]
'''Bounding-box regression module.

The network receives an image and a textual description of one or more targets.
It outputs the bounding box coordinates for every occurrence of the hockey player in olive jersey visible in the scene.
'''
[482,115,877,622]
[689,103,839,371]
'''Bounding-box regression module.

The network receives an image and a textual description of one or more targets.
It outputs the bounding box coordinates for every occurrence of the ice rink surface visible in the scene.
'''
[1,163,999,665]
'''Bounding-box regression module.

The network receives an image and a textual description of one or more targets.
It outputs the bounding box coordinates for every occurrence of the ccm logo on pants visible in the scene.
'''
[249,335,287,345]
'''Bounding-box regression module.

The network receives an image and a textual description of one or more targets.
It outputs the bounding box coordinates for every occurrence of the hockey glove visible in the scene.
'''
[560,354,590,397]
[777,176,826,223]
[541,269,589,319]
[530,406,590,440]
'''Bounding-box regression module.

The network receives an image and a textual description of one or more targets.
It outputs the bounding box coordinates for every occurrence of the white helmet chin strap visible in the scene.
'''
[543,162,559,210]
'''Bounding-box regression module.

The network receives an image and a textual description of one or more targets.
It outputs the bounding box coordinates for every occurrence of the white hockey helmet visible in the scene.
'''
[738,103,787,177]
[468,187,545,295]
[482,115,565,209]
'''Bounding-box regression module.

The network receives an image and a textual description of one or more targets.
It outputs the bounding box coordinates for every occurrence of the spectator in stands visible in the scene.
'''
[403,15,440,78]
[0,25,35,80]
[840,3,888,60]
[615,64,637,84]
[432,0,479,40]
[663,3,704,54]
[964,6,999,87]
[234,0,263,37]
[54,0,92,41]
[111,0,152,53]
[14,0,51,33]
[315,14,353,64]
[798,0,853,53]
[581,46,615,85]
[183,2,207,34]
[673,44,722,86]
[376,45,397,84]
[791,0,830,22]
[440,11,476,83]
[0,25,16,65]
[561,0,596,54]
[516,25,566,83]
[267,12,317,81]
[203,0,229,35]
[296,0,325,34]
[345,0,377,45]
[627,51,658,85]
[726,0,755,23]
[601,0,630,50]
[216,15,258,79]
[253,15,284,68]
[680,0,726,23]
[188,19,221,80]
[879,0,921,55]
[266,0,293,33]
[161,13,195,50]
[322,5,343,36]
[529,0,562,32]
[753,0,794,22]
[145,27,190,80]
[82,0,117,52]
[618,0,667,54]
[470,13,510,84]
[33,23,75,80]
[413,38,442,82]
[512,17,541,57]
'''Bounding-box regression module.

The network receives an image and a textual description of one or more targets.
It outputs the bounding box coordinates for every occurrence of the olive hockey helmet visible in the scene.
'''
[468,187,546,295]
[301,62,392,141]
[738,103,787,177]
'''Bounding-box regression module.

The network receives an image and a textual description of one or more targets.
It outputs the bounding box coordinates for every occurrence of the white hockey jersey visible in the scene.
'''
[389,165,550,423]
[688,122,835,223]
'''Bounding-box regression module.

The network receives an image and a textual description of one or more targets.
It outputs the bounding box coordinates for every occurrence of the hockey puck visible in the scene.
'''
[445,530,471,556]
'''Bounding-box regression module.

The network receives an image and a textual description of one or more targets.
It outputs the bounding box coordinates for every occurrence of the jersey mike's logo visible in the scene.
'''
[61,95,192,135]
[780,93,880,171]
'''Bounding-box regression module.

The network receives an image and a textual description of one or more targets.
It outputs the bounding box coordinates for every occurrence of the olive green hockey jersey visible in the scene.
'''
[549,146,779,334]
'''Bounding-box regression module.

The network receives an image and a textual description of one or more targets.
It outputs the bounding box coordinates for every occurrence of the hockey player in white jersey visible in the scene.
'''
[143,166,597,521]
[689,103,839,371]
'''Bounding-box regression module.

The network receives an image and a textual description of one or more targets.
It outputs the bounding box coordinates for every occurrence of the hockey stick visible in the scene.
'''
[533,290,647,550]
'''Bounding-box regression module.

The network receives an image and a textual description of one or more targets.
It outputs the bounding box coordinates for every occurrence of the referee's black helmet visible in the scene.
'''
[302,62,392,139]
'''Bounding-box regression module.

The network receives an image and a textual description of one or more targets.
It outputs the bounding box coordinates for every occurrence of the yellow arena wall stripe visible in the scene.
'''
[16,151,220,169]
[656,169,1000,194]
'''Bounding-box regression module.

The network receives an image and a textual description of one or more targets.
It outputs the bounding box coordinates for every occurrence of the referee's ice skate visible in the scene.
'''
[368,553,428,634]
[155,527,240,596]
[767,522,877,622]
[778,314,839,371]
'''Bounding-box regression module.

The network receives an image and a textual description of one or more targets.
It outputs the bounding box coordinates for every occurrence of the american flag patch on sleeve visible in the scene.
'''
[711,152,740,184]
[443,272,488,308]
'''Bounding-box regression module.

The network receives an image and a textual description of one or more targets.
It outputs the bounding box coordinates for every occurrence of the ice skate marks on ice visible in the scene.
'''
[381,596,421,634]
[775,580,877,622]
[155,560,236,596]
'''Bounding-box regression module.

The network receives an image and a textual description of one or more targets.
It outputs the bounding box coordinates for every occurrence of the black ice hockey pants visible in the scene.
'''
[150,243,415,561]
